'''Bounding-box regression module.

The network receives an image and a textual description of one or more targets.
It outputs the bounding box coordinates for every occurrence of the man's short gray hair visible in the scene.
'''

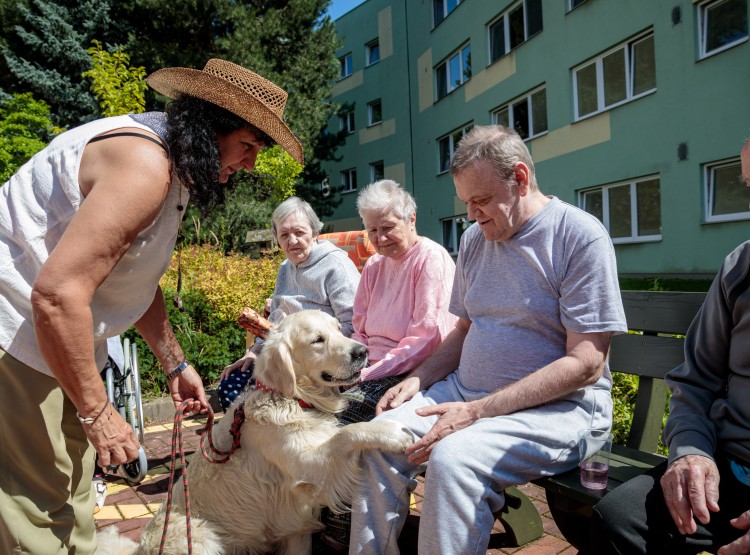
[450,125,537,189]
[271,196,323,240]
[356,179,417,222]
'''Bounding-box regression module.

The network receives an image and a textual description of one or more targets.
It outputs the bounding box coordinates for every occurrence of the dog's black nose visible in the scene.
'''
[351,343,368,362]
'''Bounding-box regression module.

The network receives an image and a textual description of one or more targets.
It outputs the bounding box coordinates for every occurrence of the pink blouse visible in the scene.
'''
[353,237,458,381]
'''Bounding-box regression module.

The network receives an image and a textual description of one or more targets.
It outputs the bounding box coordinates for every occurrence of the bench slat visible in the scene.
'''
[620,291,705,334]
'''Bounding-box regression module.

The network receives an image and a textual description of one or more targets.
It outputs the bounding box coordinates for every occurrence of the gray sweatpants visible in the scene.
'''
[349,373,612,554]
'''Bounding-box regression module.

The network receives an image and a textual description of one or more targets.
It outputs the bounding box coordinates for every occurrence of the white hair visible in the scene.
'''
[356,180,417,222]
[271,197,323,240]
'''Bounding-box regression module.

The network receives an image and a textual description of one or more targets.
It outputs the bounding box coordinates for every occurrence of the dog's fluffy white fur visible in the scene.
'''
[96,310,413,555]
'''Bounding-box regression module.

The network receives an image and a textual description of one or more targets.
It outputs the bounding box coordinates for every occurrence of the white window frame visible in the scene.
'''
[698,0,749,59]
[441,215,468,255]
[568,0,590,11]
[339,53,353,79]
[578,175,662,244]
[704,157,750,223]
[435,43,471,100]
[369,161,384,183]
[367,99,382,126]
[573,31,656,121]
[487,0,543,64]
[437,123,473,174]
[341,168,357,193]
[491,85,548,141]
[366,39,380,66]
[339,111,355,134]
[433,0,463,27]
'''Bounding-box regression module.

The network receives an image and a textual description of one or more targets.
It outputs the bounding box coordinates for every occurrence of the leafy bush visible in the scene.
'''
[126,245,283,399]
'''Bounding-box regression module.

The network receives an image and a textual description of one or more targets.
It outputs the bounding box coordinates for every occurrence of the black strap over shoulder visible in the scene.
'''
[89,131,168,153]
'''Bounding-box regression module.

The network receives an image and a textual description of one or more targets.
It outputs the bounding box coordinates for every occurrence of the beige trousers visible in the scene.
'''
[0,348,96,555]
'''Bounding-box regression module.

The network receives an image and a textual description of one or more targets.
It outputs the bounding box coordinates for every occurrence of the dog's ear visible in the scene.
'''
[256,326,297,397]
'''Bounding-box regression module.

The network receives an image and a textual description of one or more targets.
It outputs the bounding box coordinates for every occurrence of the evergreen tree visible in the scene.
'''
[2,0,113,126]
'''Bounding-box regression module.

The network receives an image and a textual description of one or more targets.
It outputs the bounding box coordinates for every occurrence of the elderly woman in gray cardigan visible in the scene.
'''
[218,196,360,409]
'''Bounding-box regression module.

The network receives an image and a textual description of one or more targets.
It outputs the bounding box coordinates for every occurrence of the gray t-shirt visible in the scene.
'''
[450,196,627,395]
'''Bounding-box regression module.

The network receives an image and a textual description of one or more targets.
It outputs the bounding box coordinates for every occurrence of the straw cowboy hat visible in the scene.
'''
[147,59,304,165]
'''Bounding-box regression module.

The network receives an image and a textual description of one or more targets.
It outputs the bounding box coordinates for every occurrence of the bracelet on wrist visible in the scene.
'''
[167,360,189,381]
[76,401,110,426]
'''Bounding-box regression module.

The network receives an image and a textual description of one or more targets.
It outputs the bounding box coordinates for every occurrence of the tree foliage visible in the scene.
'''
[82,39,147,117]
[1,0,113,126]
[0,92,64,183]
[214,0,346,217]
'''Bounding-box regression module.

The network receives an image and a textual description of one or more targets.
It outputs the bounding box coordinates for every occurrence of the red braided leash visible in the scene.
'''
[159,401,193,555]
[158,402,246,555]
[200,404,246,463]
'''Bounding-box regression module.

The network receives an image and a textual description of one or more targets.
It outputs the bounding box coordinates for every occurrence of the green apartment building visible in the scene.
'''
[321,0,750,277]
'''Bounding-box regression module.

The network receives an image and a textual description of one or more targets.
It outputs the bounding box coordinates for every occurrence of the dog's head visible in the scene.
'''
[253,310,368,413]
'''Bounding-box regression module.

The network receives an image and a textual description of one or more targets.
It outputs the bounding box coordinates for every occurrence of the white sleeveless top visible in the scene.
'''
[0,113,189,377]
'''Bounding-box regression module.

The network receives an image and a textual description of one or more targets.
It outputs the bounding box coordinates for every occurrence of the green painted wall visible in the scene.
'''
[323,0,750,277]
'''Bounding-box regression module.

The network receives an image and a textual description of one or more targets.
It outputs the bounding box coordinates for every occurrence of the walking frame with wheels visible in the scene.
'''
[102,336,149,485]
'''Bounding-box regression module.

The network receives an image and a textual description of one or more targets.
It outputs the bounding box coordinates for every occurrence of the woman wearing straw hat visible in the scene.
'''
[0,59,302,554]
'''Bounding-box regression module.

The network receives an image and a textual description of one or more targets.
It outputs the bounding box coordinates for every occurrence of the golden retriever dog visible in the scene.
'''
[96,310,413,555]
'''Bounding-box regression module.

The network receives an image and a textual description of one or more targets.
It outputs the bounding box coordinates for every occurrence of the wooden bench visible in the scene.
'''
[528,290,707,552]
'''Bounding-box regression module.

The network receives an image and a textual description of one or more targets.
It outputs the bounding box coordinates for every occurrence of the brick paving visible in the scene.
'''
[94,415,578,554]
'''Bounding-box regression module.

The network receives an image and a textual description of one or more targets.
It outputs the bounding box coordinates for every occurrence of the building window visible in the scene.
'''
[491,86,547,141]
[367,99,382,126]
[488,0,543,64]
[369,161,385,183]
[573,31,656,120]
[339,111,355,134]
[437,124,472,174]
[366,39,380,66]
[339,53,353,79]
[435,43,471,100]
[704,158,750,222]
[434,0,462,27]
[569,0,590,10]
[341,168,357,193]
[698,0,748,59]
[441,215,468,255]
[579,176,662,243]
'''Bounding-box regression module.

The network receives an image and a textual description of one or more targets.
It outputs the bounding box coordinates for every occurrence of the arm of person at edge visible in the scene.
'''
[660,455,750,555]
[380,315,612,465]
[31,130,205,468]
[657,254,750,555]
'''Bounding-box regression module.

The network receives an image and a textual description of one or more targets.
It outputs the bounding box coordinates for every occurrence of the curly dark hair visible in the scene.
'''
[165,96,274,212]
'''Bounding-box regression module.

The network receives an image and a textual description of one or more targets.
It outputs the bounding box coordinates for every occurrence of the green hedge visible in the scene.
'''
[124,245,283,399]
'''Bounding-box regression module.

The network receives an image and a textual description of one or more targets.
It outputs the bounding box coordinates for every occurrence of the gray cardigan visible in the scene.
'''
[664,240,750,466]
[269,239,360,337]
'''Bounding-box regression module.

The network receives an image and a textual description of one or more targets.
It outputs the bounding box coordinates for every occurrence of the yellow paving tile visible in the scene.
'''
[147,503,161,513]
[106,482,130,495]
[118,503,152,519]
[94,506,122,520]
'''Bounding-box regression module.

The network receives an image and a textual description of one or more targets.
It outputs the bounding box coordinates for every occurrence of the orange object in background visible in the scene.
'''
[238,307,273,339]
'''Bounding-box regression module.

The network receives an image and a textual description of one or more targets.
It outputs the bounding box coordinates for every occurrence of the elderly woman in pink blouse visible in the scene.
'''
[319,179,457,551]
[340,179,457,422]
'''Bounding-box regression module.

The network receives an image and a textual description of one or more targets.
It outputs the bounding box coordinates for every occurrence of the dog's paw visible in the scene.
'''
[363,419,414,452]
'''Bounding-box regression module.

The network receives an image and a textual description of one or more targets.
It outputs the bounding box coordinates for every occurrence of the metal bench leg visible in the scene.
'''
[495,486,544,547]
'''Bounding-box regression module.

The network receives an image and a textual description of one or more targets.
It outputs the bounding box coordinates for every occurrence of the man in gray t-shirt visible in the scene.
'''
[349,125,627,555]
